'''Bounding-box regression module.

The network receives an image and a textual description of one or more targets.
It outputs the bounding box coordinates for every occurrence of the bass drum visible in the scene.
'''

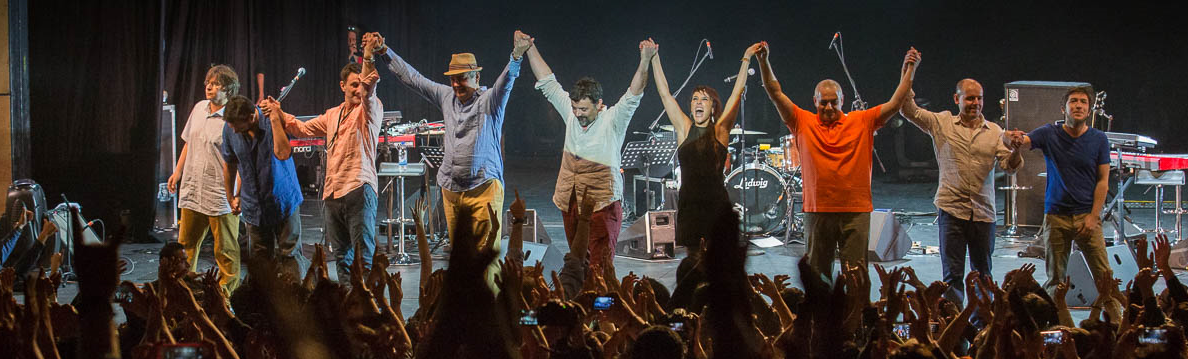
[724,164,788,235]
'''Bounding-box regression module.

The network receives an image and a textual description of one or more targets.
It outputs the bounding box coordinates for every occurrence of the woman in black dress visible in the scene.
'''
[651,42,763,294]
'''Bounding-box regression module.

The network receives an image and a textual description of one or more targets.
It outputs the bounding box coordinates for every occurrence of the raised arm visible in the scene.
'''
[876,48,921,124]
[527,39,575,125]
[479,32,527,115]
[649,52,692,142]
[714,42,763,147]
[756,41,800,131]
[628,38,655,96]
[369,33,452,104]
[261,97,292,161]
[898,90,938,134]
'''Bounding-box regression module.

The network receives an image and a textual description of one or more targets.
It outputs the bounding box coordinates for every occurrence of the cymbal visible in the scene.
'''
[729,128,767,135]
[659,125,675,132]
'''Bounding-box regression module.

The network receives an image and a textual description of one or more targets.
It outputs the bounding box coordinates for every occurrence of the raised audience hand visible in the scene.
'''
[509,189,526,223]
[1135,237,1155,270]
[1154,233,1173,271]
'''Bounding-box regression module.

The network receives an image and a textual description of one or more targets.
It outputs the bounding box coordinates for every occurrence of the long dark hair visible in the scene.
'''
[688,85,723,123]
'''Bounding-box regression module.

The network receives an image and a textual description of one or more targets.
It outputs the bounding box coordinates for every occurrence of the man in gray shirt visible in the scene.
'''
[900,78,1023,305]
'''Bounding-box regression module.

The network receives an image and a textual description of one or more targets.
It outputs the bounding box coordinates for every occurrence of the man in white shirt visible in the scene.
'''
[167,64,242,296]
[522,33,655,267]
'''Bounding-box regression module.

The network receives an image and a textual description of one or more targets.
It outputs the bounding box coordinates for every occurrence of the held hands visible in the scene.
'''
[639,38,658,61]
[363,32,386,55]
[744,42,764,60]
[754,41,769,62]
[230,196,241,214]
[512,30,533,59]
[1003,130,1027,149]
[901,47,921,77]
[258,96,282,120]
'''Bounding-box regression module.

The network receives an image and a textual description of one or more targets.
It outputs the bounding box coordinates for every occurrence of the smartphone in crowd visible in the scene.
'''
[593,296,614,310]
[519,309,539,326]
[157,343,214,359]
[1041,330,1066,345]
[668,321,685,332]
[1139,328,1168,345]
[893,323,911,339]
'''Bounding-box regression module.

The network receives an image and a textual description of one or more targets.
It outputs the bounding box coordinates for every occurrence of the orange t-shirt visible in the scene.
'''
[786,104,884,212]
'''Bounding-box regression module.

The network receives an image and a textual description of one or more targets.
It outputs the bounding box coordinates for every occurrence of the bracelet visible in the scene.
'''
[741,57,751,62]
[511,217,527,225]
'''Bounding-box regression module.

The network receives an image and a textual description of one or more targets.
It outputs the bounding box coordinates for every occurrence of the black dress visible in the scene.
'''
[675,125,732,248]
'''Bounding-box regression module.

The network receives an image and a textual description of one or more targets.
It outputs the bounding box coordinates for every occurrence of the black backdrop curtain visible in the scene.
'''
[29,1,162,240]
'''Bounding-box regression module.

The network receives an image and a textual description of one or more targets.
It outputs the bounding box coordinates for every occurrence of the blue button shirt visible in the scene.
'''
[221,112,303,227]
[378,48,521,192]
[1027,122,1110,215]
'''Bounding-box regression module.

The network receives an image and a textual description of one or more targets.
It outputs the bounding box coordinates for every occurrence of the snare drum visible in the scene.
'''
[780,134,801,171]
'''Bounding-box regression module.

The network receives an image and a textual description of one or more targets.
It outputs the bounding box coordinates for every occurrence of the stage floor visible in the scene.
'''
[27,156,1188,324]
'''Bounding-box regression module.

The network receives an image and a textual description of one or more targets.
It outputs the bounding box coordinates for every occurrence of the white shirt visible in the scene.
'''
[535,74,643,211]
[178,100,233,216]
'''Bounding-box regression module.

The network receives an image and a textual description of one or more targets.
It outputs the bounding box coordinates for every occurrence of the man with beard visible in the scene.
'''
[757,45,920,279]
[1006,86,1117,316]
[368,31,532,288]
[900,78,1023,305]
[521,33,654,267]
[274,34,382,282]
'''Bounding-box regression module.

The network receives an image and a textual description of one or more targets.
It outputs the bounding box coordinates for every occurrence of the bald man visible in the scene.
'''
[756,44,920,279]
[900,79,1023,305]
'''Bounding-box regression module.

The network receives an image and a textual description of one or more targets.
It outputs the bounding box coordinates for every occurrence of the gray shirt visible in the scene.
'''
[377,48,522,192]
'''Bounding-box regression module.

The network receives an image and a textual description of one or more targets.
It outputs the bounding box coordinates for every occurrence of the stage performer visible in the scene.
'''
[221,95,308,279]
[757,44,920,279]
[275,34,382,282]
[651,41,763,286]
[369,31,532,286]
[167,64,243,296]
[1005,86,1119,317]
[900,78,1023,305]
[520,33,652,267]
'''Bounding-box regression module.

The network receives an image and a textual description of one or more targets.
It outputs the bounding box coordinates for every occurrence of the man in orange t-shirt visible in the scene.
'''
[756,43,921,278]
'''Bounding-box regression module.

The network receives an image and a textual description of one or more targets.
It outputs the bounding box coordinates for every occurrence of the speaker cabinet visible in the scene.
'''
[1004,81,1092,227]
[499,239,564,284]
[1064,244,1138,307]
[616,210,676,260]
[868,209,912,262]
[503,208,552,244]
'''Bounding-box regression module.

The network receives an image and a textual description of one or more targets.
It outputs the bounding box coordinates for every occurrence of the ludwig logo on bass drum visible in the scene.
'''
[732,177,769,190]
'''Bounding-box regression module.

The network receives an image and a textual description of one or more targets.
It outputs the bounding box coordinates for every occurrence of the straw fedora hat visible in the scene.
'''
[443,53,482,76]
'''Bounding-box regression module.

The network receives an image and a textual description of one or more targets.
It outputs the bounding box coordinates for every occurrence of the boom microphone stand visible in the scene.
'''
[829,32,886,172]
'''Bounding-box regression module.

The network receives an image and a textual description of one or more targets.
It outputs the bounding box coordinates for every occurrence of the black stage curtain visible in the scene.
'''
[28,1,162,240]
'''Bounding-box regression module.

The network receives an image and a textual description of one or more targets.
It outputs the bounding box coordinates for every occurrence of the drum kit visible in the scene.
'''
[648,125,805,239]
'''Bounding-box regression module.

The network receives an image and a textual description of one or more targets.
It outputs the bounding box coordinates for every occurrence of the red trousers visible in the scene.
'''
[561,200,622,268]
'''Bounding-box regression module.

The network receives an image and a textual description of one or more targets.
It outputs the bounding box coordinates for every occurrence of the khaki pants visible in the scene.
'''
[441,179,504,291]
[177,208,241,295]
[1042,213,1121,317]
[804,212,870,280]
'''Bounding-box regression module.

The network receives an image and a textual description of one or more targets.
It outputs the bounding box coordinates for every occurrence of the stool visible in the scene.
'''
[378,162,426,265]
[998,172,1034,241]
[1137,170,1185,242]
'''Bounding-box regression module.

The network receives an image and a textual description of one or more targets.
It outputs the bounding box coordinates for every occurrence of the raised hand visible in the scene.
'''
[901,47,922,74]
[1135,237,1155,269]
[744,42,764,59]
[509,189,526,222]
[1154,233,1173,271]
[512,30,533,59]
[364,32,386,54]
[578,187,595,221]
[484,203,501,252]
[902,266,927,290]
[754,41,769,62]
[639,38,658,61]
[1054,276,1071,307]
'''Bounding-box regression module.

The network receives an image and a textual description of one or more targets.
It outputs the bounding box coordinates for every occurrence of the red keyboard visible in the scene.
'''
[1111,152,1188,171]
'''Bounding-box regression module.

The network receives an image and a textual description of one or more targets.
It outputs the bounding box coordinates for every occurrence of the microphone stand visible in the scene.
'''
[830,33,886,172]
[648,39,712,131]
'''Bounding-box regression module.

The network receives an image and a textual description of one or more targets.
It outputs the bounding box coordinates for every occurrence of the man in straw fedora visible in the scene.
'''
[367,31,532,280]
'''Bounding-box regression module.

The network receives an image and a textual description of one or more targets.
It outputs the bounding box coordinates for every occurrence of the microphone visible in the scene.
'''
[276,67,306,102]
[828,32,840,50]
[706,41,714,59]
[724,68,755,83]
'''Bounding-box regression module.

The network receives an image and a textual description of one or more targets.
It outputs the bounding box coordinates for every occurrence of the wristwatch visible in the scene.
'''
[511,216,527,225]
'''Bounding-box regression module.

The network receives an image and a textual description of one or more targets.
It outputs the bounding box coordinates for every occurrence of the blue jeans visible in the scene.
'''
[325,184,377,281]
[938,210,995,305]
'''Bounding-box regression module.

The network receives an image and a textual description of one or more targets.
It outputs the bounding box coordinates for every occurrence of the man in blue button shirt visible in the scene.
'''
[1007,86,1118,317]
[368,31,532,256]
[221,95,308,279]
